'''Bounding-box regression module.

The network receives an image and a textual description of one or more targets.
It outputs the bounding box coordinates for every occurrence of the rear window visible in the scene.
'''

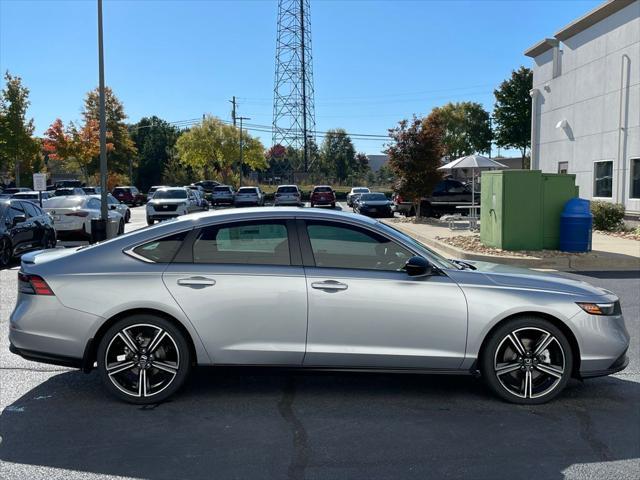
[277,186,298,194]
[132,231,188,263]
[14,193,38,199]
[313,187,332,193]
[113,188,129,194]
[153,189,187,199]
[213,186,232,193]
[238,187,258,194]
[44,197,84,208]
[353,188,369,194]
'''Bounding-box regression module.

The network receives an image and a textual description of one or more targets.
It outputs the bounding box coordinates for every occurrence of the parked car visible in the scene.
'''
[146,187,199,225]
[147,185,169,201]
[82,186,102,195]
[112,186,145,206]
[347,187,370,207]
[310,185,336,208]
[0,199,56,268]
[11,191,54,203]
[55,180,83,189]
[194,180,220,193]
[211,185,235,206]
[394,179,479,217]
[103,194,131,223]
[354,192,394,218]
[0,187,31,199]
[55,187,86,197]
[234,186,265,207]
[9,207,629,404]
[190,189,210,211]
[274,185,302,206]
[43,195,124,240]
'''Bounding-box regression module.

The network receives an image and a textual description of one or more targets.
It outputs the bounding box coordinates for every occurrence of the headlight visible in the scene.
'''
[576,302,620,315]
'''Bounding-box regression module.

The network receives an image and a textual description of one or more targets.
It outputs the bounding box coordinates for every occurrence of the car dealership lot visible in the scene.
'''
[0,207,638,480]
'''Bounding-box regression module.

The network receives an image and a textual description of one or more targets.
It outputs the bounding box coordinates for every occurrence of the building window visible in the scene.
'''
[558,162,568,174]
[631,159,640,199]
[593,161,613,198]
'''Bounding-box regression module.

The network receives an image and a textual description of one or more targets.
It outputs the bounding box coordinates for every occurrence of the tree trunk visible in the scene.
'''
[15,157,20,187]
[521,149,526,169]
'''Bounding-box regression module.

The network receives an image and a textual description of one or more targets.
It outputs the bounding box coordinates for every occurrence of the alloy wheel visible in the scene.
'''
[493,327,566,399]
[104,324,180,399]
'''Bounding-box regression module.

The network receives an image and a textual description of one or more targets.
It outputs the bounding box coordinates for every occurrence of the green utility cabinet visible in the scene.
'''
[480,170,578,251]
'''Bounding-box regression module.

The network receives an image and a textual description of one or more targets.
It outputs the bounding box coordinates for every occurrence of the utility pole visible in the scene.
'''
[229,96,237,126]
[237,116,250,188]
[97,0,108,239]
[299,0,308,173]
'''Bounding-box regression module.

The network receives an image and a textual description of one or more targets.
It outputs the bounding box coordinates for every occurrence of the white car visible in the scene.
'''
[43,195,124,240]
[11,191,55,203]
[347,187,370,207]
[101,194,131,223]
[274,185,302,206]
[146,187,199,225]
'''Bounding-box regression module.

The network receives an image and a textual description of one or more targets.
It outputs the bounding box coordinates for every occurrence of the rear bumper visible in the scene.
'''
[274,199,301,206]
[311,199,335,205]
[9,343,84,369]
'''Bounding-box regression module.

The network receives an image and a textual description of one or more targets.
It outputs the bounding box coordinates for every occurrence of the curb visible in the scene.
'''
[385,221,640,272]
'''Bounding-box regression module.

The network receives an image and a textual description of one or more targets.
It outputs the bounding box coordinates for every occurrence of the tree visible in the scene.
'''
[176,116,267,185]
[83,86,136,176]
[319,129,356,183]
[354,152,370,178]
[385,115,443,217]
[429,102,492,159]
[129,116,181,191]
[493,66,533,168]
[0,71,39,186]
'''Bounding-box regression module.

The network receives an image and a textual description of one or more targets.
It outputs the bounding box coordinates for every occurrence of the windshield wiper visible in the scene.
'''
[450,259,477,270]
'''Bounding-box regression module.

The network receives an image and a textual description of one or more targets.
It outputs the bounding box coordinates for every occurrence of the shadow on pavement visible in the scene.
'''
[1,368,638,479]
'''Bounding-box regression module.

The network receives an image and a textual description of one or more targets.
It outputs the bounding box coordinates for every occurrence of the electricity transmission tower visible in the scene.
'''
[272,0,316,174]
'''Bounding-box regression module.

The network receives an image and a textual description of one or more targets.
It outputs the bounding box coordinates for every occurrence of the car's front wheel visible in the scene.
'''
[480,317,573,404]
[97,315,191,404]
[146,217,154,226]
[0,237,12,268]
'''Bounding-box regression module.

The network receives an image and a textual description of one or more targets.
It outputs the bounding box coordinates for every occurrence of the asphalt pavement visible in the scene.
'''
[0,206,638,480]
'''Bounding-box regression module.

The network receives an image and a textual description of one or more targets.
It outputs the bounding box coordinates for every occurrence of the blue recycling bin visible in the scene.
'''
[559,198,592,252]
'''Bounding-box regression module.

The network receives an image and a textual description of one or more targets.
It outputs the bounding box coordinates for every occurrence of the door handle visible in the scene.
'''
[311,280,348,291]
[177,276,216,287]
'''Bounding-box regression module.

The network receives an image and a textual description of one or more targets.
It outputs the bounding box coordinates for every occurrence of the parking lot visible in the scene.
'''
[1,206,638,480]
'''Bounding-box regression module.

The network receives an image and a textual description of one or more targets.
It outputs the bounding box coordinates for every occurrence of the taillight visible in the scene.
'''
[18,272,55,295]
[66,210,89,217]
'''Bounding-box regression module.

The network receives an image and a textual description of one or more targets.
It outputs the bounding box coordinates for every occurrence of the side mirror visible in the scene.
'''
[12,214,27,226]
[403,256,432,277]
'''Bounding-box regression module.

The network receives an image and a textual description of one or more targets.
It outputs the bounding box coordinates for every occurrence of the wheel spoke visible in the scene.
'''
[152,361,178,375]
[138,368,147,397]
[535,363,563,378]
[148,329,166,354]
[523,370,533,398]
[107,360,136,376]
[495,363,521,376]
[118,330,139,353]
[534,333,555,356]
[508,333,526,356]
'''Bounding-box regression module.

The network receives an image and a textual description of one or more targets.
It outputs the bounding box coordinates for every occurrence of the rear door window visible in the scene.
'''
[21,201,39,218]
[131,231,189,263]
[193,221,290,265]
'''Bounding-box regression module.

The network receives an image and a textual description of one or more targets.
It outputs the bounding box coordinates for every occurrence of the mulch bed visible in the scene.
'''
[436,235,586,258]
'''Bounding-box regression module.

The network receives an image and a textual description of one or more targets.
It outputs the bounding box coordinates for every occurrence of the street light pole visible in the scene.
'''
[237,116,250,188]
[97,0,108,232]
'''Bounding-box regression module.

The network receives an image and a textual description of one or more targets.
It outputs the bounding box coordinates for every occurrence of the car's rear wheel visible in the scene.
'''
[125,210,131,223]
[146,217,154,226]
[118,220,125,236]
[97,315,191,404]
[0,237,12,268]
[480,317,572,404]
[42,229,57,249]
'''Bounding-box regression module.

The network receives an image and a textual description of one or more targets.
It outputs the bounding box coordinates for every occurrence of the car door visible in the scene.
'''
[300,219,468,370]
[19,201,44,249]
[5,202,32,254]
[163,218,308,365]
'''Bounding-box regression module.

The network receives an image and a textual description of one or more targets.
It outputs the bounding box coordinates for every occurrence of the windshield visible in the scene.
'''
[360,193,387,201]
[353,188,369,194]
[44,197,85,208]
[377,222,458,270]
[15,193,38,199]
[153,189,187,199]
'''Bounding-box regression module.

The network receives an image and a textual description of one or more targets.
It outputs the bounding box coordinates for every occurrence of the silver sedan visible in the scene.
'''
[9,208,629,404]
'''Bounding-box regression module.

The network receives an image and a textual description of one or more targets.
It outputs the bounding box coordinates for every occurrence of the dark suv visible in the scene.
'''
[112,186,144,206]
[394,179,479,217]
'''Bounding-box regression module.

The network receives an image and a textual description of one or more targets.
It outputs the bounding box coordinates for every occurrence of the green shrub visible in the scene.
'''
[591,201,625,231]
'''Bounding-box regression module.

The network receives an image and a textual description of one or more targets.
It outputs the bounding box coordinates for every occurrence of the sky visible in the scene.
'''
[0,0,602,155]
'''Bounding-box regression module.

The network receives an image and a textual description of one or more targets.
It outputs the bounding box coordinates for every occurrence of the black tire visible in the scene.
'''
[125,210,131,223]
[310,202,315,208]
[146,217,154,226]
[0,237,12,269]
[331,202,336,209]
[480,316,573,404]
[118,220,125,236]
[97,315,191,404]
[42,229,57,249]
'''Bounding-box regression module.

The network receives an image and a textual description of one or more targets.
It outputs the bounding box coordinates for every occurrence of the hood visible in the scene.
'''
[21,246,81,265]
[449,260,612,297]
